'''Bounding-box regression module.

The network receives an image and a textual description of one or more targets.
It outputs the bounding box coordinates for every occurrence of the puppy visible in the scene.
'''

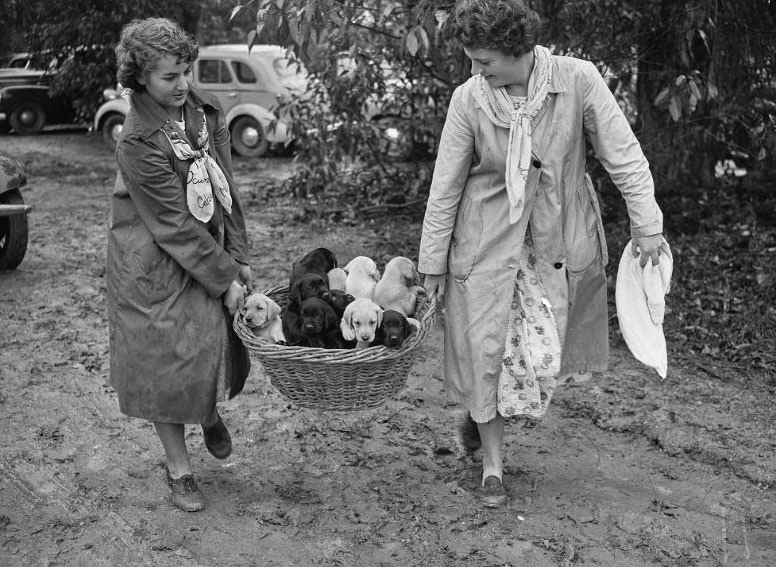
[340,297,383,349]
[283,273,330,345]
[288,272,330,308]
[373,309,417,348]
[289,247,338,287]
[326,289,355,319]
[343,256,381,300]
[243,292,285,344]
[298,297,339,348]
[373,256,424,317]
[327,267,347,291]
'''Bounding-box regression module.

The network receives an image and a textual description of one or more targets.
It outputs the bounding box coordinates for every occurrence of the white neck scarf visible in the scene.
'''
[162,108,232,223]
[473,45,552,224]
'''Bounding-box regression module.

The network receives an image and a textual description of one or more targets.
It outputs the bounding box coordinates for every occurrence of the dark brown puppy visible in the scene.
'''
[288,273,330,307]
[298,297,339,348]
[373,309,416,348]
[326,289,355,319]
[289,247,338,288]
[283,273,331,345]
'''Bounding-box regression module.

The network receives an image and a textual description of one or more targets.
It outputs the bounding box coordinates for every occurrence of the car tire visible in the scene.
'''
[101,113,125,149]
[230,116,268,158]
[0,189,29,270]
[10,102,46,135]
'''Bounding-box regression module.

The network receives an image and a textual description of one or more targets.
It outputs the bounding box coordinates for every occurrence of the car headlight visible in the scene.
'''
[383,126,402,141]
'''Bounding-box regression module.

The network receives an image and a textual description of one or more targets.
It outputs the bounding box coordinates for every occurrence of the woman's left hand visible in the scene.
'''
[237,263,253,292]
[224,280,246,315]
[632,234,666,267]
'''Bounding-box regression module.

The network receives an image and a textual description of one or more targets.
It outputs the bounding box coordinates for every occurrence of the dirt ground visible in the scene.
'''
[1,130,775,567]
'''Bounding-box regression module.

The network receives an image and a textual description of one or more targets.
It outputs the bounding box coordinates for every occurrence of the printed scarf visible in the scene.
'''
[162,108,232,223]
[472,45,552,224]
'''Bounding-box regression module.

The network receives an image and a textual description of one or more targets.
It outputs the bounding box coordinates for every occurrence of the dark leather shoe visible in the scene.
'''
[473,475,507,508]
[166,470,205,512]
[202,414,232,459]
[459,413,481,453]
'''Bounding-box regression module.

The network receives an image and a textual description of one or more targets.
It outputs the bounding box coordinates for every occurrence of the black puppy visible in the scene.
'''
[283,273,331,345]
[325,289,355,319]
[289,247,338,288]
[288,273,330,307]
[298,297,339,348]
[374,309,416,348]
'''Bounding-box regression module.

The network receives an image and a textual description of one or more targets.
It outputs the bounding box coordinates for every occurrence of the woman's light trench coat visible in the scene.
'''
[418,55,663,422]
[106,88,250,423]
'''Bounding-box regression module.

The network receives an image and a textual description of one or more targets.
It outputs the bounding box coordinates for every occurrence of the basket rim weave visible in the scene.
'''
[233,284,437,364]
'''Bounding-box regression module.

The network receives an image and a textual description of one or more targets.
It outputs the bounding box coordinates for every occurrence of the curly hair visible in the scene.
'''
[452,0,542,57]
[115,18,198,91]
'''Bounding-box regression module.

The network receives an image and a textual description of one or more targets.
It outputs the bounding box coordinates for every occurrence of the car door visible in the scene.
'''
[194,57,240,114]
[229,56,279,110]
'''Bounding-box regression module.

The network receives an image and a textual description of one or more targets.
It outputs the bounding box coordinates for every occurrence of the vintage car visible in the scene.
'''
[0,68,77,134]
[94,44,305,157]
[0,153,31,270]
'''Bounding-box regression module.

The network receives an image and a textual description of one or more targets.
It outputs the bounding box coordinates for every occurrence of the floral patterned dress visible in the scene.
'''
[497,229,562,419]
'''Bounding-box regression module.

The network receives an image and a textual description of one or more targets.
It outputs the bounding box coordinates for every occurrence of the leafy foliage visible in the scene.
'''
[231,0,466,211]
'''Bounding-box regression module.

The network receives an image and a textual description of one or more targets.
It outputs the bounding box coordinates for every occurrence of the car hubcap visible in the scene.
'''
[20,110,36,126]
[110,124,123,143]
[241,126,260,147]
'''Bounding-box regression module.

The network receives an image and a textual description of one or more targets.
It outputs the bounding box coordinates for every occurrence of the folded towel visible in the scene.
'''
[615,238,673,378]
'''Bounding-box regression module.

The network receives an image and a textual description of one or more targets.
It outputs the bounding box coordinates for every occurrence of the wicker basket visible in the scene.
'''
[233,285,437,411]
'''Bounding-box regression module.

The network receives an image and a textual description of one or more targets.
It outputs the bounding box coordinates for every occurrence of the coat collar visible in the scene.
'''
[125,87,220,140]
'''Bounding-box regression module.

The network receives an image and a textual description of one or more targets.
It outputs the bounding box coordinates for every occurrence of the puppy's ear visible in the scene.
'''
[323,304,336,329]
[376,306,384,328]
[267,298,281,320]
[289,282,302,306]
[340,308,356,341]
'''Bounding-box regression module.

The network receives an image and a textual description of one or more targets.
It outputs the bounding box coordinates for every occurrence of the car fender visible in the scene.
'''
[224,103,291,144]
[94,97,129,131]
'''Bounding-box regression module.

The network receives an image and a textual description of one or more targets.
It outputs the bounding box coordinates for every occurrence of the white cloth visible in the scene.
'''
[615,238,673,378]
[162,108,232,223]
[472,45,552,224]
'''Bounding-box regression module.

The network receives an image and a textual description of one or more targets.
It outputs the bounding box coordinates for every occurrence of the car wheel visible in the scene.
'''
[230,116,268,158]
[0,189,29,270]
[101,113,125,149]
[10,102,46,135]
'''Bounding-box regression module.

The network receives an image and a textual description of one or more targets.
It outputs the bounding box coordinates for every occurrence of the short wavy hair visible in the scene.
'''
[452,0,541,57]
[115,18,198,91]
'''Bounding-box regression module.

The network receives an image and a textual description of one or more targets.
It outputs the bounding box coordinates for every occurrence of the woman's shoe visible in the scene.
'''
[473,475,507,508]
[459,413,481,453]
[202,414,232,459]
[166,470,205,512]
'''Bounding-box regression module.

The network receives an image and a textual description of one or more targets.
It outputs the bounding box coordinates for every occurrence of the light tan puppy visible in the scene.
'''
[327,267,348,291]
[340,297,383,349]
[373,256,424,317]
[243,292,285,344]
[343,256,381,299]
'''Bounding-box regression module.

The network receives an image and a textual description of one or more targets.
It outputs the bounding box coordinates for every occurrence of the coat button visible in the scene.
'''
[532,159,542,168]
[554,262,563,269]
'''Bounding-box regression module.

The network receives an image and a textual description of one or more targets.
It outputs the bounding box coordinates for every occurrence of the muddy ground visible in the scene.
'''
[0,130,774,567]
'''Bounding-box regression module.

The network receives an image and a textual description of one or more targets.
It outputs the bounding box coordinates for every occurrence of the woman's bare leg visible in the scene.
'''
[153,422,191,478]
[478,413,504,484]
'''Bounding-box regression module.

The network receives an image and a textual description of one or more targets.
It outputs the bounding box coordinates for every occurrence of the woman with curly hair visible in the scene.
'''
[106,17,252,511]
[419,0,667,507]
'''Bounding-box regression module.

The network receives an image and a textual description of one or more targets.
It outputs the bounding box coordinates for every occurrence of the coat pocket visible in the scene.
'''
[565,174,607,273]
[124,221,178,303]
[448,197,483,281]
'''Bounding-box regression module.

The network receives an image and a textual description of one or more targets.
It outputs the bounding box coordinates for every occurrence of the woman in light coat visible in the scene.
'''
[419,0,667,507]
[106,18,252,512]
